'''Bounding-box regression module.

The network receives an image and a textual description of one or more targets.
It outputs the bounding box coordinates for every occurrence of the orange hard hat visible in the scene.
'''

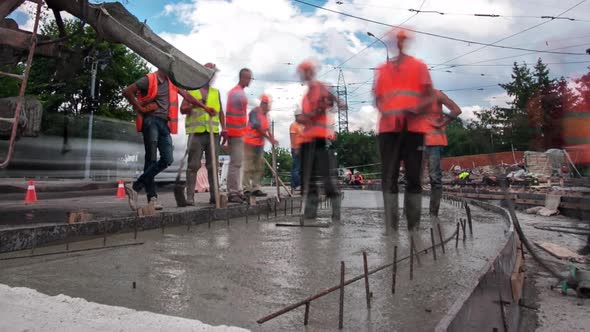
[297,59,316,73]
[260,94,271,104]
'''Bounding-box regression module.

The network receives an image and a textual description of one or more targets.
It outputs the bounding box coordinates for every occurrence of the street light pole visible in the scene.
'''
[84,57,98,180]
[367,32,389,61]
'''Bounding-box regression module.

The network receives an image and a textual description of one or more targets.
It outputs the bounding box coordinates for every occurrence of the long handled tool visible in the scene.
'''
[174,134,194,207]
[208,118,221,209]
[271,121,280,200]
[263,157,293,197]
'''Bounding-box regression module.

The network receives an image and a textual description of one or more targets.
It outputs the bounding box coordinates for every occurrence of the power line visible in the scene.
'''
[317,0,427,79]
[291,0,588,55]
[333,1,590,22]
[431,0,588,69]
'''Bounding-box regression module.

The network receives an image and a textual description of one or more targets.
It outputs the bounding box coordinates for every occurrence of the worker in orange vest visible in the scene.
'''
[425,90,462,217]
[372,28,436,237]
[297,59,341,222]
[242,94,277,198]
[289,107,305,192]
[122,68,213,210]
[225,68,252,203]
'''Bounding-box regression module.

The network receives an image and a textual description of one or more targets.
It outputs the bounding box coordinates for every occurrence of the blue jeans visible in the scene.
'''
[426,146,443,190]
[134,116,174,200]
[291,148,301,188]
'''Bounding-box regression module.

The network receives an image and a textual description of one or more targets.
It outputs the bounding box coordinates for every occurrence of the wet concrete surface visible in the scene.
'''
[0,191,510,331]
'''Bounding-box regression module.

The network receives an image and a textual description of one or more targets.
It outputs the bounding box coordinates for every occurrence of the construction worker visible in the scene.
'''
[297,59,341,222]
[242,94,277,198]
[180,63,226,206]
[425,90,462,217]
[122,68,213,210]
[372,28,436,237]
[225,68,252,203]
[289,108,305,192]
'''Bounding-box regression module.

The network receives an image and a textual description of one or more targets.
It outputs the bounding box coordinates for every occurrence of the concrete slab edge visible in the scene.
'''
[0,197,302,253]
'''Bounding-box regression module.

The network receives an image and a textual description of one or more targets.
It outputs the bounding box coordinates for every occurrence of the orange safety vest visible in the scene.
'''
[244,107,269,146]
[225,85,248,137]
[300,81,335,143]
[424,101,448,146]
[373,56,431,134]
[136,73,179,134]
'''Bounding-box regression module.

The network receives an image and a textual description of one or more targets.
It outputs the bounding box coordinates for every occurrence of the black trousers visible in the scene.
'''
[300,139,339,198]
[378,132,424,194]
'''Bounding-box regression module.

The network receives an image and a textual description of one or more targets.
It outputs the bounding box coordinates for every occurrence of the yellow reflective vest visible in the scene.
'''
[185,87,221,134]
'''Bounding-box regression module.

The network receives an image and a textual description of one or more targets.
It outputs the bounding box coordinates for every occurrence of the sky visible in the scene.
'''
[10,0,590,149]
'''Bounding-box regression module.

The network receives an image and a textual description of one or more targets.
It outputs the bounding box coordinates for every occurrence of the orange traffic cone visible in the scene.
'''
[116,179,125,198]
[25,180,37,203]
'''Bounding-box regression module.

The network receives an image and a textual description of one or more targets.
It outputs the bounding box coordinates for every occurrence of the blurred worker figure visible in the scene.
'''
[122,68,212,210]
[297,59,341,222]
[351,170,364,186]
[289,107,305,192]
[425,90,462,217]
[180,63,225,206]
[243,94,277,198]
[372,28,436,238]
[225,68,252,203]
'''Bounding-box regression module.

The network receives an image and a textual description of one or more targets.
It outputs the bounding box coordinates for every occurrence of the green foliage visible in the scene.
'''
[14,18,149,136]
[332,130,380,174]
[263,147,292,182]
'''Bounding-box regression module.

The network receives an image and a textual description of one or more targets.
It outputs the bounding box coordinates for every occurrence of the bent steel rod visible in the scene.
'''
[257,228,458,324]
[0,242,144,261]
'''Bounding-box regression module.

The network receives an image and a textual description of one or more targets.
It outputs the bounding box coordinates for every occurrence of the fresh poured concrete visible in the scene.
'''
[0,191,510,331]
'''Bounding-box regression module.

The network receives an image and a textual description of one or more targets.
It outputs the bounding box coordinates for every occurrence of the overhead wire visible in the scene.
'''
[430,0,589,69]
[317,0,428,79]
[291,0,587,55]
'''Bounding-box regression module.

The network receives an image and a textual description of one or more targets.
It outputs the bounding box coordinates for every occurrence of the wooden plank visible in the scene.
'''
[511,240,525,302]
[534,241,585,262]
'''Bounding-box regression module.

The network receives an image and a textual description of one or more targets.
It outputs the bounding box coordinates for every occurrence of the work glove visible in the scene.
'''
[220,130,228,146]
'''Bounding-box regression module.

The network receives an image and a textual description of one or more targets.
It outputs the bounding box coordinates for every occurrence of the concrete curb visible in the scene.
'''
[0,197,302,253]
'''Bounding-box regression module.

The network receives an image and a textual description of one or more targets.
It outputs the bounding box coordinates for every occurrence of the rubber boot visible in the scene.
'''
[186,171,197,205]
[429,188,443,217]
[405,193,422,232]
[304,192,319,220]
[382,192,399,231]
[331,193,342,222]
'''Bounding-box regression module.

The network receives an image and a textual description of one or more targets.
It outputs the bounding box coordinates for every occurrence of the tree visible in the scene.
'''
[332,130,380,175]
[263,147,292,183]
[14,18,149,136]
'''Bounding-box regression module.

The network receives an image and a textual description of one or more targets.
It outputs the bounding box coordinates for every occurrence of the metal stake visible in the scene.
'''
[461,219,466,241]
[284,199,287,216]
[455,222,460,248]
[338,261,345,329]
[362,251,371,309]
[304,302,310,325]
[430,228,437,261]
[410,235,421,265]
[410,242,414,280]
[392,245,397,294]
[437,223,445,254]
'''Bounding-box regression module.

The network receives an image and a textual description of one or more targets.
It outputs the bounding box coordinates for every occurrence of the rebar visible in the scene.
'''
[410,241,414,280]
[430,228,437,261]
[304,302,310,325]
[362,251,371,309]
[0,242,145,261]
[338,261,345,329]
[437,223,445,254]
[392,245,397,294]
[455,222,460,248]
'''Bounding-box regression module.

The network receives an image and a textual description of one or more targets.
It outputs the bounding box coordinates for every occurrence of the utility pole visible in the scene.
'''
[336,69,349,133]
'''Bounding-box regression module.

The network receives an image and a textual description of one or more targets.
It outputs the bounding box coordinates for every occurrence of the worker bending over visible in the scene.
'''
[242,94,277,198]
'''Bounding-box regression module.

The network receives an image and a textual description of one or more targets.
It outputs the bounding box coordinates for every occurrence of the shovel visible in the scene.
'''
[208,118,221,209]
